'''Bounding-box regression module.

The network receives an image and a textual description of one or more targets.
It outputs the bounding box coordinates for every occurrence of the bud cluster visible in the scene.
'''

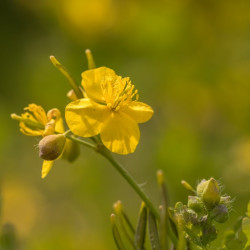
[174,178,233,248]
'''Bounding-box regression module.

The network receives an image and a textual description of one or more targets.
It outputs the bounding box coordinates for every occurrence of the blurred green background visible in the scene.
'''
[1,0,250,249]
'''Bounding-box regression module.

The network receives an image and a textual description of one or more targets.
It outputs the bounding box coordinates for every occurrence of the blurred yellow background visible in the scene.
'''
[1,0,250,249]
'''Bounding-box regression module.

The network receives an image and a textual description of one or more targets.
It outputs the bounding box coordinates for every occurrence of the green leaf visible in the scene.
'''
[134,202,147,250]
[157,171,178,249]
[242,217,250,248]
[110,214,126,250]
[247,201,250,217]
[0,223,18,250]
[148,210,161,250]
[184,226,202,247]
[222,230,247,250]
[121,210,136,235]
[200,223,217,246]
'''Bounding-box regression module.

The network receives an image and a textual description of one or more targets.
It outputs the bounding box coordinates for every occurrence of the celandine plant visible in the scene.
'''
[10,50,250,250]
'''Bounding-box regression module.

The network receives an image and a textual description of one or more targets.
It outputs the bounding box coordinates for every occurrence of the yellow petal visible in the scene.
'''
[24,104,48,125]
[65,99,110,137]
[81,67,116,103]
[121,101,154,123]
[41,160,54,179]
[19,112,45,136]
[19,122,44,136]
[55,117,65,134]
[100,112,140,155]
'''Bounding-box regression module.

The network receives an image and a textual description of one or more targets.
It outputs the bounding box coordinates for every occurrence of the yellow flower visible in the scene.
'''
[65,67,154,154]
[12,104,73,178]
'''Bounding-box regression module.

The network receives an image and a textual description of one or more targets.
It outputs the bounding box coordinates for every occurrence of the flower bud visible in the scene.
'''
[67,89,78,101]
[210,204,229,223]
[181,180,196,193]
[197,178,221,209]
[196,179,207,197]
[113,200,123,215]
[183,208,198,224]
[39,134,66,160]
[220,196,231,205]
[188,196,203,213]
[175,202,184,213]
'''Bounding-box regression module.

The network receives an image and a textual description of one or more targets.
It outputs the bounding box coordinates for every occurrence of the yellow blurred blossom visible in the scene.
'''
[65,67,153,154]
[59,0,116,38]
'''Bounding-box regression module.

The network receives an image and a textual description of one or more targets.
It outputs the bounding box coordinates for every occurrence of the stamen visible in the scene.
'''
[102,75,139,111]
[107,103,112,109]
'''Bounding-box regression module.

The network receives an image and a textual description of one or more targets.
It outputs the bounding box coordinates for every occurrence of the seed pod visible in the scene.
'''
[39,134,66,160]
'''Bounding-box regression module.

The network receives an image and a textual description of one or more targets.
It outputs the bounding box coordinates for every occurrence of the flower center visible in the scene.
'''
[101,75,138,111]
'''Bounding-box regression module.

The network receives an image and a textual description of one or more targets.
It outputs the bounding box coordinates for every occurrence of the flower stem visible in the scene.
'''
[66,133,159,219]
[97,146,160,220]
[65,133,96,150]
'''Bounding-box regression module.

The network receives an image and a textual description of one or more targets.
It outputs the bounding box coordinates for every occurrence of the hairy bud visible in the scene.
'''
[197,178,220,209]
[210,204,229,223]
[188,196,203,213]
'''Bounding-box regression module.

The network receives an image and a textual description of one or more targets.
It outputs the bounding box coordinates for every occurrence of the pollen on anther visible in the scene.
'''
[107,103,112,109]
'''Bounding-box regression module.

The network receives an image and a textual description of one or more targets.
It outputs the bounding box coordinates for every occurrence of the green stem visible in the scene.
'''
[65,133,96,150]
[66,133,159,219]
[97,146,160,220]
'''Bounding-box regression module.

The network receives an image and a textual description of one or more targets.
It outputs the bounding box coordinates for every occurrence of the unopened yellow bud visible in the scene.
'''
[113,200,123,215]
[198,178,221,209]
[39,134,66,160]
[110,213,116,224]
[181,180,196,194]
[67,89,78,101]
[157,170,164,186]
